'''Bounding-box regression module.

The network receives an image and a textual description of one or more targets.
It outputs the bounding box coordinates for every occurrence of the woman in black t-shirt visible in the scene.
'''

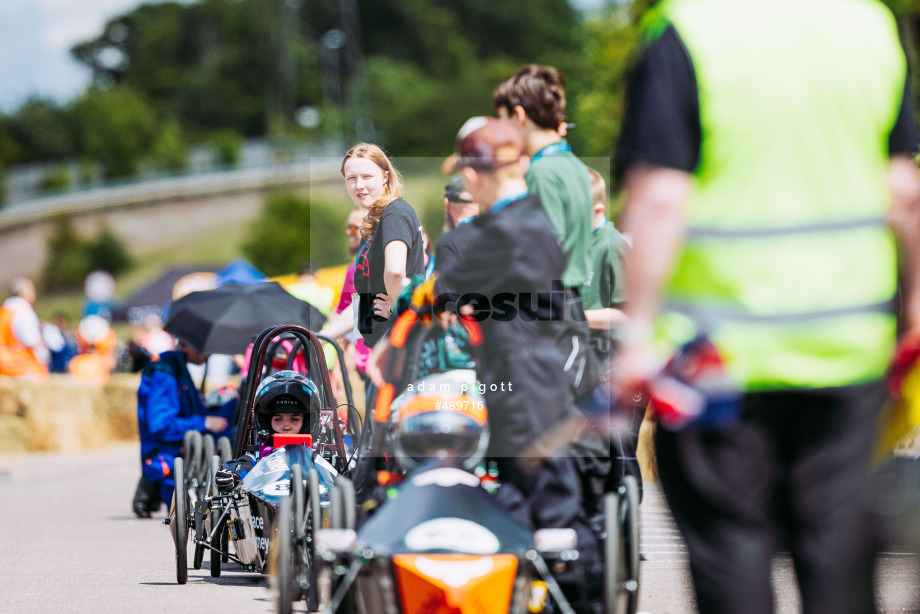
[341,143,425,347]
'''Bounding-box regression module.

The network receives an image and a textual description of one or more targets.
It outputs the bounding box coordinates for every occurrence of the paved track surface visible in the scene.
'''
[1,445,918,613]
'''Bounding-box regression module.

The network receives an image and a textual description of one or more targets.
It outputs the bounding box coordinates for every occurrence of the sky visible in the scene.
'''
[0,0,608,114]
[0,0,180,113]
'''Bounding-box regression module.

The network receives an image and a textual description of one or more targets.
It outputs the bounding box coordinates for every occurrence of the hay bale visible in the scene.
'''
[95,374,141,442]
[0,415,28,454]
[0,378,21,416]
[20,378,105,452]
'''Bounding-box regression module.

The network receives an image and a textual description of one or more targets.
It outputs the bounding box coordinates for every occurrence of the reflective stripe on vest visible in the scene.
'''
[651,0,905,390]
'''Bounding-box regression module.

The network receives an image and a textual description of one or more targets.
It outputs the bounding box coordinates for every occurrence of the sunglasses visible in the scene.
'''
[345,223,360,234]
[447,197,475,204]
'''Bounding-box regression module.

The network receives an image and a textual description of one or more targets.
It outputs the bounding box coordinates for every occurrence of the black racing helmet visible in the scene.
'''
[254,370,320,435]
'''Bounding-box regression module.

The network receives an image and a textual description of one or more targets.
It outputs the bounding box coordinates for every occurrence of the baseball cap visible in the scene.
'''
[442,116,524,174]
[443,176,473,203]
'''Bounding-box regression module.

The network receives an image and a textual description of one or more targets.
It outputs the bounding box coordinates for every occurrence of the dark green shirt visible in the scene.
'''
[525,140,593,288]
[583,220,629,311]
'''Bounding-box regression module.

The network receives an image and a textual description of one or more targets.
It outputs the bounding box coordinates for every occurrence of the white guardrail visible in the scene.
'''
[0,158,343,233]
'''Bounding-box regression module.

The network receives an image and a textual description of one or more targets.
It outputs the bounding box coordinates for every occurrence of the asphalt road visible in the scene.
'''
[1,444,918,613]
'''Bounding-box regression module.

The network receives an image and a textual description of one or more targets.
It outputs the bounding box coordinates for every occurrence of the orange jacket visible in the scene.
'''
[0,305,48,379]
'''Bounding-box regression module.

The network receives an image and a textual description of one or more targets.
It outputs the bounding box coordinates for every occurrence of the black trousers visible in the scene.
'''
[656,383,886,614]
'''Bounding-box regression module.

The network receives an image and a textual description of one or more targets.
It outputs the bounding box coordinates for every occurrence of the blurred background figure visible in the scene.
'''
[286,262,335,317]
[133,338,227,518]
[82,270,117,321]
[69,314,118,382]
[322,207,373,409]
[134,312,174,358]
[42,311,78,374]
[613,2,920,613]
[0,277,49,380]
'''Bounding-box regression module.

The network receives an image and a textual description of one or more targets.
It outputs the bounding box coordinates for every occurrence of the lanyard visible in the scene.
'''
[594,219,608,234]
[355,240,369,267]
[530,140,572,164]
[491,191,529,215]
[458,215,477,226]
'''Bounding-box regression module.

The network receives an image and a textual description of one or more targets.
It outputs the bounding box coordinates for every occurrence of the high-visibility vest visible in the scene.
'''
[648,0,906,391]
[0,306,48,379]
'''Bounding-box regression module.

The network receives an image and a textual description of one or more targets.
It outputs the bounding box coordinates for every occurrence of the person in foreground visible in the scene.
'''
[613,2,920,613]
[369,116,605,612]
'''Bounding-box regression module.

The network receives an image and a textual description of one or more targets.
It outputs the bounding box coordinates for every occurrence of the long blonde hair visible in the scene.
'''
[341,143,403,242]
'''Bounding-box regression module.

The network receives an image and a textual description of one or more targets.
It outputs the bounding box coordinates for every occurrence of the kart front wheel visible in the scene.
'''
[272,492,295,614]
[209,455,223,578]
[172,456,189,585]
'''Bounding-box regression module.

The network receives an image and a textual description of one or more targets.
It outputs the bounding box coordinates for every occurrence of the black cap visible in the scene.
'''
[443,176,472,203]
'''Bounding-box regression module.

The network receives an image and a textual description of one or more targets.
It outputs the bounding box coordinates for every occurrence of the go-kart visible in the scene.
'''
[310,282,640,614]
[166,324,361,611]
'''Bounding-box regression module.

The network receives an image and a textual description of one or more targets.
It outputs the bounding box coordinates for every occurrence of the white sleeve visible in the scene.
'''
[12,309,42,348]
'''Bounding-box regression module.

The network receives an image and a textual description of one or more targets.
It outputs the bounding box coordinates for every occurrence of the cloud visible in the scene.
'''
[0,0,175,111]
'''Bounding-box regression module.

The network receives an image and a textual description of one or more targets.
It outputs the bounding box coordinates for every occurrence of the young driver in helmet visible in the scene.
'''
[215,371,319,492]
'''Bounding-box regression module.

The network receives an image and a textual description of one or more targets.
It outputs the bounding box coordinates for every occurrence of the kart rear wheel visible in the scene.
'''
[272,492,295,614]
[186,431,202,481]
[182,431,194,465]
[330,477,356,529]
[603,476,641,614]
[172,456,189,585]
[201,434,215,482]
[217,436,233,463]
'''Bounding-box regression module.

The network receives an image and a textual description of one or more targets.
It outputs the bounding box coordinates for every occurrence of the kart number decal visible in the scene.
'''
[411,467,480,488]
[404,518,500,554]
[262,479,290,496]
[262,451,289,474]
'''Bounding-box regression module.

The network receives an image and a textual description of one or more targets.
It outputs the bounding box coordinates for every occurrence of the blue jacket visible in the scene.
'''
[137,351,207,469]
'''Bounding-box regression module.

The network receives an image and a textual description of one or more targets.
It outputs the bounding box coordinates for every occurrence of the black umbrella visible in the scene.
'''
[163,281,327,355]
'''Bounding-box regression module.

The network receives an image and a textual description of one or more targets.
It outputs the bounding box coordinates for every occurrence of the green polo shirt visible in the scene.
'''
[525,139,593,288]
[582,220,629,311]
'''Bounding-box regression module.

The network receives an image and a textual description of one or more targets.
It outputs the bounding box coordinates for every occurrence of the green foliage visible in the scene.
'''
[85,223,134,276]
[42,216,91,292]
[4,99,76,165]
[363,56,517,156]
[242,191,347,276]
[150,119,189,172]
[71,0,321,138]
[567,4,641,160]
[211,130,243,167]
[0,165,6,208]
[71,86,157,179]
[41,216,133,292]
[38,166,72,192]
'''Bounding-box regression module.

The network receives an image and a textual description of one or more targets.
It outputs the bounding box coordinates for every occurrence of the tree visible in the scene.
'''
[242,191,347,275]
[71,86,157,178]
[150,119,189,173]
[566,3,642,160]
[71,0,321,139]
[5,99,76,164]
[86,223,134,276]
[41,216,90,292]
